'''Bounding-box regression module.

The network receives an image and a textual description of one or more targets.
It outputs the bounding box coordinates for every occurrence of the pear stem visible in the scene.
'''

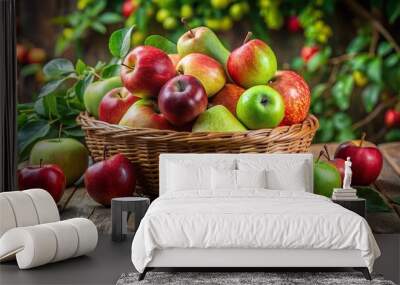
[243,31,253,44]
[103,145,109,161]
[323,144,331,160]
[360,132,366,147]
[181,18,194,38]
[316,150,324,162]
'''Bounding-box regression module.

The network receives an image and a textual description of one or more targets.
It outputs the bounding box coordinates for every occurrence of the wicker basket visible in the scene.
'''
[77,112,319,198]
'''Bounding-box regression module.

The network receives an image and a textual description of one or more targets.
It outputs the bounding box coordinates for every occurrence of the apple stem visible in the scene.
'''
[316,150,324,162]
[360,132,366,147]
[39,158,43,168]
[243,31,253,44]
[181,18,194,38]
[323,144,331,160]
[58,123,63,142]
[103,145,109,161]
[121,63,134,70]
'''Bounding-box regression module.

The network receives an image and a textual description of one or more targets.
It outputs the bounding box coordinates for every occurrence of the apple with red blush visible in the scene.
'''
[269,70,311,125]
[120,46,176,98]
[84,152,136,207]
[384,108,400,128]
[99,87,139,124]
[158,75,208,126]
[18,162,66,203]
[334,133,383,186]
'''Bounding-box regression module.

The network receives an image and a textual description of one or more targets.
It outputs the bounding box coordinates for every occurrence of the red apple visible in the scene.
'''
[269,70,311,125]
[227,34,277,88]
[334,134,383,186]
[384,108,400,128]
[158,75,208,126]
[168,54,181,69]
[18,163,66,203]
[210,83,245,116]
[16,44,27,63]
[287,16,301,33]
[119,99,173,129]
[122,0,137,18]
[120,46,176,98]
[84,153,136,207]
[98,87,139,124]
[27,47,46,64]
[301,46,319,63]
[321,145,345,183]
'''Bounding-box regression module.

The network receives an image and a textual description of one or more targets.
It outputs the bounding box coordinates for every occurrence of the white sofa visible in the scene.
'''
[0,189,98,269]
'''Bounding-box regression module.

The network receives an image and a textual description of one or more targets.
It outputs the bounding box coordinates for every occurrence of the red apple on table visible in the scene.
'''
[177,53,226,97]
[119,99,173,129]
[269,70,311,125]
[334,134,383,186]
[384,108,400,128]
[84,153,136,207]
[120,46,176,98]
[27,47,46,64]
[18,163,66,203]
[301,46,319,63]
[158,75,208,126]
[98,87,139,124]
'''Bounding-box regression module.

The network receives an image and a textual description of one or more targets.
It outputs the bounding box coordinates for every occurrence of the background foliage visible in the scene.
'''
[17,0,400,160]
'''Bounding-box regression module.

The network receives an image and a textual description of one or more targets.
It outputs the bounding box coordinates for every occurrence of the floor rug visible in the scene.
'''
[116,271,395,285]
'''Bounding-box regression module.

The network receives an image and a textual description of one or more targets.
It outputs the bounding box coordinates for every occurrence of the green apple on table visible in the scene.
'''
[177,53,226,97]
[313,153,342,197]
[192,105,247,132]
[83,76,122,118]
[29,138,89,186]
[177,26,230,68]
[236,85,285,129]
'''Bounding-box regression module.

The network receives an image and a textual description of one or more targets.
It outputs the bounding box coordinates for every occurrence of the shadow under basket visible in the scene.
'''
[77,112,319,198]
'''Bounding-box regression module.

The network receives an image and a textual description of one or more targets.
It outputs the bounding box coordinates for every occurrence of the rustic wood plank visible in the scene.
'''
[379,142,400,176]
[59,187,98,220]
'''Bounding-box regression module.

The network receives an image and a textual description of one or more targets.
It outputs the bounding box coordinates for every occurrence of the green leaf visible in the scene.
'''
[98,12,123,24]
[384,53,400,68]
[75,73,94,102]
[101,64,121,78]
[75,59,86,75]
[317,118,334,142]
[144,35,177,54]
[91,21,107,34]
[291,57,304,70]
[43,58,75,79]
[63,127,85,138]
[38,77,69,98]
[108,26,134,58]
[377,42,393,57]
[335,128,356,142]
[332,112,352,130]
[332,75,354,111]
[17,120,51,160]
[361,84,381,112]
[311,83,327,100]
[347,34,370,53]
[366,57,382,83]
[20,64,41,77]
[88,0,106,16]
[387,0,400,23]
[355,186,392,213]
[384,129,400,142]
[349,54,370,71]
[307,47,331,72]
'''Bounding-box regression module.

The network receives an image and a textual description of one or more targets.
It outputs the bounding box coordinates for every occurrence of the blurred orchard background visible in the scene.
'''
[16,0,400,160]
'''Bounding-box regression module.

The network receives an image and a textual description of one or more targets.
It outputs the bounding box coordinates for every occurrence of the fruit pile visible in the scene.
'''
[86,27,311,133]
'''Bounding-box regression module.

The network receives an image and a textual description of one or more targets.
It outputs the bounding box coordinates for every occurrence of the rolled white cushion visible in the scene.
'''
[0,196,17,237]
[65,218,98,257]
[23,189,60,224]
[0,218,98,269]
[0,192,39,227]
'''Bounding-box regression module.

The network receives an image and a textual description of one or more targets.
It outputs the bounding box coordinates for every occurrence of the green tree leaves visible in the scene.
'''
[144,35,177,54]
[108,26,134,58]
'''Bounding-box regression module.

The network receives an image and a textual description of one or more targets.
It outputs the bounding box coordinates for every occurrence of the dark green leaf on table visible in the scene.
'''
[108,26,134,58]
[355,186,392,213]
[361,84,381,112]
[17,120,51,161]
[144,35,177,54]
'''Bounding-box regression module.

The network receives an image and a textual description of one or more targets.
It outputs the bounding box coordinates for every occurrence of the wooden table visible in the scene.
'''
[59,142,400,234]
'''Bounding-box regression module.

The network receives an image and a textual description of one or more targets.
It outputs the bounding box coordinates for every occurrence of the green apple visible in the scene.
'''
[314,160,342,197]
[192,105,247,132]
[83,76,122,118]
[177,26,230,69]
[236,85,284,129]
[29,138,89,186]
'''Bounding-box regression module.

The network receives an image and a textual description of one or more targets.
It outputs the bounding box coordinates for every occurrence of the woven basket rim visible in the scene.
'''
[77,112,319,137]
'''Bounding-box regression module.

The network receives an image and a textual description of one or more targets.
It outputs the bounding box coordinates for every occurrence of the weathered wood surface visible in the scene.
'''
[60,142,400,234]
